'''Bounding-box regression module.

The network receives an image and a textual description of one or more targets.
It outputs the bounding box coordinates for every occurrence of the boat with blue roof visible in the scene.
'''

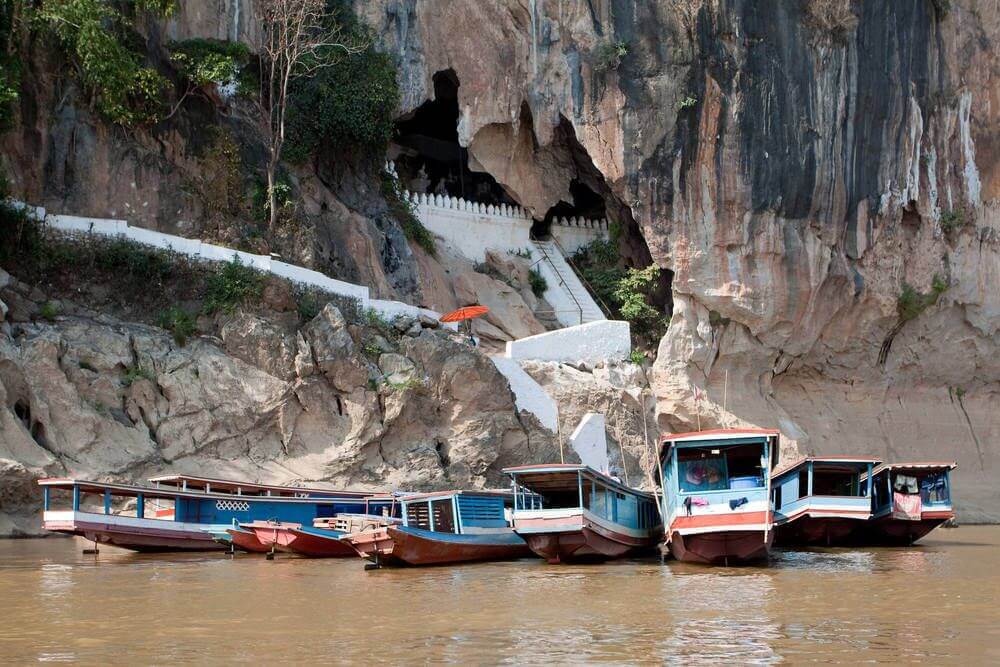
[859,461,957,545]
[38,475,388,552]
[344,490,531,566]
[505,464,661,563]
[659,429,778,565]
[771,456,880,546]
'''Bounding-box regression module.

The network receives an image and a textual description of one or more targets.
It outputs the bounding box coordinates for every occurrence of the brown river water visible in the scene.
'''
[1,527,999,665]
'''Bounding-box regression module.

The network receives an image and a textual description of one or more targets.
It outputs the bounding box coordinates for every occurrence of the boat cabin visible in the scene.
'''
[771,457,879,521]
[506,464,660,534]
[148,474,371,498]
[865,462,956,521]
[397,490,513,535]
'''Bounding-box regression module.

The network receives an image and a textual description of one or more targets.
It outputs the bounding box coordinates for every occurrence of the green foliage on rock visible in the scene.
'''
[39,0,173,126]
[939,208,968,236]
[156,306,196,345]
[897,274,948,323]
[381,174,436,256]
[594,39,628,72]
[168,38,249,88]
[123,364,155,386]
[529,268,548,298]
[204,258,263,314]
[284,44,399,162]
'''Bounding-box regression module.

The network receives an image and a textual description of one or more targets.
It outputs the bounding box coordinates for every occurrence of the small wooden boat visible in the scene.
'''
[344,491,531,566]
[504,464,661,563]
[225,526,271,553]
[859,461,957,545]
[660,429,778,565]
[283,526,357,557]
[243,520,303,553]
[771,457,880,547]
[38,476,391,553]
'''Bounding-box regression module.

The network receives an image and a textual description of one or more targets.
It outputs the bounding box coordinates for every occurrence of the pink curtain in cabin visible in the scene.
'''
[892,492,922,521]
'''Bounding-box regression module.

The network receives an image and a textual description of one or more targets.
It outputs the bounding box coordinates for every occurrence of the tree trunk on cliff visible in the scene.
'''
[255,0,363,232]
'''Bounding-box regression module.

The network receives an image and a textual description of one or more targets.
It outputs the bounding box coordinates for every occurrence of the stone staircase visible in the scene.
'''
[529,239,606,327]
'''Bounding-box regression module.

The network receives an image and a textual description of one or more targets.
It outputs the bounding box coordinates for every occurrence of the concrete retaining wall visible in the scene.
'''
[504,320,631,365]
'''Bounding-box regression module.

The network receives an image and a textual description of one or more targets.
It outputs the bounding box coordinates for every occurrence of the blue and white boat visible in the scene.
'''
[39,475,390,552]
[860,461,957,545]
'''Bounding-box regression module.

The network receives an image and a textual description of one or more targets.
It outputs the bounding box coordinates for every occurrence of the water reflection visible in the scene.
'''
[0,529,999,663]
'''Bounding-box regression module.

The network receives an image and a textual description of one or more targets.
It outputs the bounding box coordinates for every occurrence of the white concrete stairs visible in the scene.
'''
[529,239,605,328]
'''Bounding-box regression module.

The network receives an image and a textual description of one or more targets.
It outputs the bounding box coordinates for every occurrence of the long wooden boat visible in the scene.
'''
[660,429,778,565]
[771,457,880,547]
[38,476,390,553]
[858,461,957,545]
[225,525,271,553]
[504,464,661,564]
[344,491,531,566]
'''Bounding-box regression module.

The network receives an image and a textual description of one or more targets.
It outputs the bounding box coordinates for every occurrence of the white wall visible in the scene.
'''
[550,216,609,255]
[411,192,533,263]
[504,320,631,365]
[569,413,609,473]
[491,356,558,432]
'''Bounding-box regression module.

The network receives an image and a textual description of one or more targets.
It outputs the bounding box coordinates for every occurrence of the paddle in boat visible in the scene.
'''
[38,475,386,553]
[858,461,957,545]
[659,429,778,565]
[344,490,530,567]
[504,464,661,563]
[771,457,880,547]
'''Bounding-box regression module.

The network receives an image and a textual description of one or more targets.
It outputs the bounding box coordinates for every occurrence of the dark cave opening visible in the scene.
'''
[391,70,515,206]
[532,179,609,240]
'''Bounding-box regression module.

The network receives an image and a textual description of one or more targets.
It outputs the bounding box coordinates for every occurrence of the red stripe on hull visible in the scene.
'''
[227,529,271,553]
[285,530,357,558]
[671,511,770,530]
[386,528,532,566]
[669,529,772,565]
[44,520,223,552]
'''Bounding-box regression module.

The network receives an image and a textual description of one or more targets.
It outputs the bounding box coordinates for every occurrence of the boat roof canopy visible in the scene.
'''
[771,456,881,479]
[147,474,374,497]
[37,478,385,504]
[503,464,654,500]
[870,461,957,476]
[659,428,779,459]
[396,490,513,504]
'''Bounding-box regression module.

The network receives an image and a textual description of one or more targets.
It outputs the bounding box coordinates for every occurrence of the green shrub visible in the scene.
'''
[196,129,244,222]
[628,349,645,365]
[381,174,435,256]
[678,95,697,109]
[39,0,172,126]
[39,301,59,321]
[168,38,249,88]
[204,258,263,314]
[939,209,967,236]
[296,289,323,323]
[123,364,155,386]
[529,268,548,298]
[251,175,293,224]
[594,39,628,72]
[95,238,173,280]
[284,46,398,162]
[157,306,196,345]
[897,274,948,323]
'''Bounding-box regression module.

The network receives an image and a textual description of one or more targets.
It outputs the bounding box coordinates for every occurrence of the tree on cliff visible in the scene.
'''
[255,0,364,231]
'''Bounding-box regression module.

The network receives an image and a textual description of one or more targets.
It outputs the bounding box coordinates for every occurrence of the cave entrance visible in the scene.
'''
[391,70,515,206]
[532,179,609,240]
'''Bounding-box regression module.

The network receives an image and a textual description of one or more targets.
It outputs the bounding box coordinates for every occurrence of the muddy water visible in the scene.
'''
[1,527,999,664]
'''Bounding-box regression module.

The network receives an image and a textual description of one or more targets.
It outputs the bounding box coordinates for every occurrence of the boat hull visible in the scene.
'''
[385,526,531,566]
[515,511,659,564]
[43,511,224,552]
[245,522,303,553]
[668,529,772,565]
[856,511,954,546]
[773,515,867,547]
[284,527,356,558]
[226,527,271,553]
[343,527,398,563]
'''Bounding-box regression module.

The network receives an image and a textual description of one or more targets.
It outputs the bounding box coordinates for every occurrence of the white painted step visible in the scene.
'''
[491,357,558,432]
[529,240,606,327]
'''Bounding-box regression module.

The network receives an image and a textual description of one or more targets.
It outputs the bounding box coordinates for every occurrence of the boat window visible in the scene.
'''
[582,480,593,509]
[798,469,809,499]
[406,502,432,530]
[872,471,889,509]
[773,485,782,509]
[813,470,859,496]
[677,444,764,493]
[431,499,456,534]
[919,471,950,505]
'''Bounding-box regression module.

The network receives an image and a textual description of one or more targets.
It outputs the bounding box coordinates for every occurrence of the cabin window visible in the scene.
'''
[797,470,809,499]
[406,502,432,530]
[431,499,456,533]
[872,471,890,509]
[677,444,764,493]
[919,471,950,505]
[813,470,859,496]
[773,485,782,510]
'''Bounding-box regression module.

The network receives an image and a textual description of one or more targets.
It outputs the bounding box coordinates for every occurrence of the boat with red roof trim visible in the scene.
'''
[505,464,661,564]
[858,461,957,545]
[344,490,531,566]
[659,429,778,565]
[771,456,880,547]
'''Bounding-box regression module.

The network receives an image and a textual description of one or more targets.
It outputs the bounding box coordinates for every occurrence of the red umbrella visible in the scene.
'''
[439,305,489,323]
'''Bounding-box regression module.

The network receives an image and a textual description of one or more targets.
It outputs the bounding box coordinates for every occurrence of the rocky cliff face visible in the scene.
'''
[354,0,999,519]
[2,0,998,521]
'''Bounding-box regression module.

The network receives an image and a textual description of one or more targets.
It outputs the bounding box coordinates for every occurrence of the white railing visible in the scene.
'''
[12,201,452,326]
